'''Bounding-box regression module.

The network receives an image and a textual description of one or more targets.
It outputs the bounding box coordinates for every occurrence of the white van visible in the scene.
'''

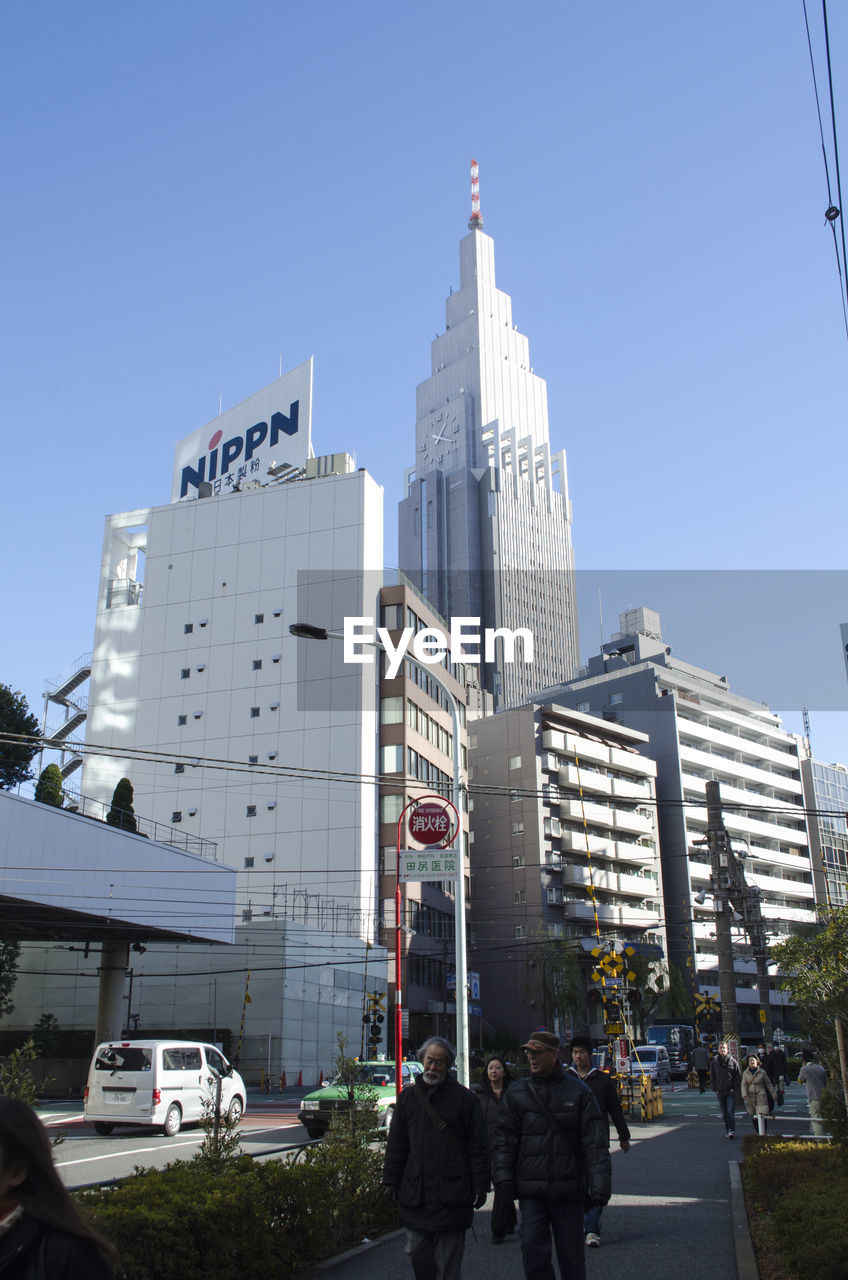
[83,1040,246,1137]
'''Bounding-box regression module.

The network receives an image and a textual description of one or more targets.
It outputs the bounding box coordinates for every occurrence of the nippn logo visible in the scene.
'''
[179,402,300,497]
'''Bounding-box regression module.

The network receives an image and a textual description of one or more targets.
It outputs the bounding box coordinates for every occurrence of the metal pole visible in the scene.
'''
[705,782,738,1036]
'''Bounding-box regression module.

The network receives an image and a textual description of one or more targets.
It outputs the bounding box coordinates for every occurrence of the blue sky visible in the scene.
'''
[2,1,846,764]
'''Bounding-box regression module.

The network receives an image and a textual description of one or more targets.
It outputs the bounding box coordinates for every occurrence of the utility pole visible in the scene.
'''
[705,781,773,1043]
[706,782,740,1037]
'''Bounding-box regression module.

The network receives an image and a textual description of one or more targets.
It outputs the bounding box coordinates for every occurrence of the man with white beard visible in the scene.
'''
[383,1037,489,1279]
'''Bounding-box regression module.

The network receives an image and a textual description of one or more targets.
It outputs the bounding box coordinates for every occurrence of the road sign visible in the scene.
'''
[400,848,460,882]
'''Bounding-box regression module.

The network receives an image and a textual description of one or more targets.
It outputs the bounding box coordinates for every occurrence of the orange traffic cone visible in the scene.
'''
[280,1071,287,1089]
[318,1068,324,1086]
[296,1069,302,1086]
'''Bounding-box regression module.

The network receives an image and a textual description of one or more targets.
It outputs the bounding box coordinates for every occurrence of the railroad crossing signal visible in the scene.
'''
[694,992,720,1016]
[590,944,637,984]
[363,991,386,1048]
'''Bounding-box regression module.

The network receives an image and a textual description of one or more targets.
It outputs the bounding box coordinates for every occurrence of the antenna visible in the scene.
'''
[279,351,283,377]
[218,390,223,417]
[802,706,812,758]
[469,158,483,230]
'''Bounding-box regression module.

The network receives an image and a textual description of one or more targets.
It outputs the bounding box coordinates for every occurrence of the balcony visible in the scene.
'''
[611,775,651,801]
[613,809,654,837]
[561,798,615,827]
[558,764,612,796]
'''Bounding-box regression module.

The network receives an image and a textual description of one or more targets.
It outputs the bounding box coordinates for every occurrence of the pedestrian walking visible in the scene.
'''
[383,1036,489,1280]
[710,1041,741,1138]
[741,1054,775,1133]
[797,1049,828,1137]
[0,1097,118,1278]
[472,1056,517,1244]
[493,1030,610,1280]
[567,1034,629,1249]
[690,1043,711,1093]
[762,1041,788,1107]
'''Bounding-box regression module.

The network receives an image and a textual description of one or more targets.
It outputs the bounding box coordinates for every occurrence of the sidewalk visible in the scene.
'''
[312,1086,755,1279]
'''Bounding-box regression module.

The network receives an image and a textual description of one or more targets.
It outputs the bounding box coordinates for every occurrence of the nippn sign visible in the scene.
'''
[171,358,314,501]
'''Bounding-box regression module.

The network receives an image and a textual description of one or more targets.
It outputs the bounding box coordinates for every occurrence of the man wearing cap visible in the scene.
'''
[567,1035,629,1248]
[493,1031,611,1280]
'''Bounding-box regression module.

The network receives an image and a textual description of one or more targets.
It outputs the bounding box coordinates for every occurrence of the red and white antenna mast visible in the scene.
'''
[469,158,483,229]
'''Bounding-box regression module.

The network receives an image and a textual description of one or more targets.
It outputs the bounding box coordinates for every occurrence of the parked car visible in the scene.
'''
[625,1044,671,1085]
[84,1040,246,1136]
[298,1059,422,1138]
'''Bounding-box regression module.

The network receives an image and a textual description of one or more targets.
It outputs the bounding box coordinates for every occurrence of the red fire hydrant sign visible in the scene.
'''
[408,802,453,846]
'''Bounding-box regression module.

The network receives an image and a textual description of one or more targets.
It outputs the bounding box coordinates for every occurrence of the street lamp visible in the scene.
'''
[289,621,470,1086]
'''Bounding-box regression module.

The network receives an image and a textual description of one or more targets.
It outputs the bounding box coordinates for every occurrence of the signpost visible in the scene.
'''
[394,795,459,1099]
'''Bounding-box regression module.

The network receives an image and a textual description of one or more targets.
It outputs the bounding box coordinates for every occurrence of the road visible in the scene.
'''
[40,1100,313,1188]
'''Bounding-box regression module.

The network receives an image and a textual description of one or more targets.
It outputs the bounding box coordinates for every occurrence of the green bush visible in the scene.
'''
[77,1141,398,1279]
[741,1139,848,1280]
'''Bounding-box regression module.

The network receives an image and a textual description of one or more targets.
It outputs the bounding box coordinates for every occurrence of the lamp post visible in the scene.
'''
[289,622,470,1086]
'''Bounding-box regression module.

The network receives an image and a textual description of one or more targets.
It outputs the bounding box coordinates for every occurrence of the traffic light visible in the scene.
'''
[364,991,386,1052]
[627,989,642,1007]
[587,988,602,1006]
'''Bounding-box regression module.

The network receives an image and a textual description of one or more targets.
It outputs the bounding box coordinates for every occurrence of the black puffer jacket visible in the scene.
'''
[0,1212,114,1279]
[710,1052,741,1095]
[383,1073,489,1232]
[493,1065,611,1203]
[472,1081,509,1149]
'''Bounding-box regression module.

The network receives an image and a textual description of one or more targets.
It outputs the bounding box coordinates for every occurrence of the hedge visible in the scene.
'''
[740,1137,848,1280]
[76,1142,397,1278]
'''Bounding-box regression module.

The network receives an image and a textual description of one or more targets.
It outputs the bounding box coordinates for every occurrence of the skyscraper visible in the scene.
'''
[398,173,579,709]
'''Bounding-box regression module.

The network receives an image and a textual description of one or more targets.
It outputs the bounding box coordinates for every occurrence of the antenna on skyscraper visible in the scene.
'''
[469,159,483,230]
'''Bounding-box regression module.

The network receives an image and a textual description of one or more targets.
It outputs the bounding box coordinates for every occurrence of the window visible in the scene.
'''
[381,794,405,824]
[174,764,184,774]
[178,715,187,726]
[184,623,193,634]
[514,924,526,940]
[250,707,260,718]
[381,602,403,629]
[246,805,257,817]
[381,744,403,773]
[171,811,182,823]
[181,668,190,679]
[253,659,262,671]
[511,820,524,835]
[510,789,521,803]
[514,889,526,904]
[577,701,590,713]
[248,755,258,764]
[509,754,522,770]
[610,693,623,706]
[381,696,403,725]
[513,855,525,869]
[255,613,264,624]
[244,857,254,869]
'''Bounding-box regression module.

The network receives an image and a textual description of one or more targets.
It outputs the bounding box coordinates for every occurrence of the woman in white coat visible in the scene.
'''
[741,1053,776,1133]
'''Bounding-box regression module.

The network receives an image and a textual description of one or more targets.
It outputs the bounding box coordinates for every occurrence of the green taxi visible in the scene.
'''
[297,1059,422,1138]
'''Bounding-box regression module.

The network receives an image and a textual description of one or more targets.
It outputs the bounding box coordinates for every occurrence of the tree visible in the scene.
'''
[34,763,63,807]
[525,933,584,1034]
[0,685,39,791]
[106,777,137,832]
[772,906,848,1116]
[0,941,20,1020]
[654,961,693,1019]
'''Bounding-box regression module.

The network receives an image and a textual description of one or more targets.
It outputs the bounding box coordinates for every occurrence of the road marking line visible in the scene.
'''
[55,1124,293,1167]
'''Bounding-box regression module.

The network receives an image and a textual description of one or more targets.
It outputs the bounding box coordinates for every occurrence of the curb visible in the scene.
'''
[305,1228,405,1274]
[728,1161,759,1280]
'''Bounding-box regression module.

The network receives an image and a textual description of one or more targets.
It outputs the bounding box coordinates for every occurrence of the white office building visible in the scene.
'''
[398,205,579,710]
[18,362,391,1078]
[546,608,816,1038]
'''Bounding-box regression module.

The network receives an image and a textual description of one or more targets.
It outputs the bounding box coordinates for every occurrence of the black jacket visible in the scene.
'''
[472,1081,510,1150]
[567,1067,630,1143]
[0,1212,114,1280]
[710,1052,741,1095]
[493,1065,611,1204]
[383,1073,489,1232]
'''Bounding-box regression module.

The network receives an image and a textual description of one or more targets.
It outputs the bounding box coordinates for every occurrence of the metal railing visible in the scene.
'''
[62,790,218,861]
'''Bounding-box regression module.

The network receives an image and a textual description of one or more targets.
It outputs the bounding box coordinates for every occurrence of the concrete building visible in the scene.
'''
[468,701,664,1043]
[376,580,469,1049]
[398,205,578,710]
[545,608,815,1038]
[801,756,848,908]
[16,365,394,1078]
